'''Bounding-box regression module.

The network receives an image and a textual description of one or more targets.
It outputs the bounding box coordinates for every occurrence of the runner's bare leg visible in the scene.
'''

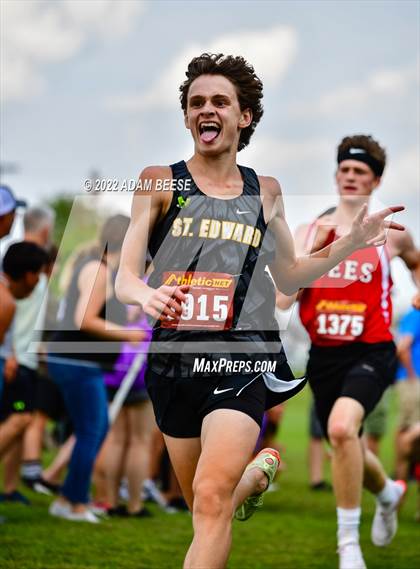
[183,409,261,569]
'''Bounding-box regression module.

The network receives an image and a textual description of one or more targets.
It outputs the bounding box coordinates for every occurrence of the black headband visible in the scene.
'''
[337,147,384,177]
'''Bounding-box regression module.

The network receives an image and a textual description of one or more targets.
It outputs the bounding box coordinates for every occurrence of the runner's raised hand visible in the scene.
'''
[349,204,405,249]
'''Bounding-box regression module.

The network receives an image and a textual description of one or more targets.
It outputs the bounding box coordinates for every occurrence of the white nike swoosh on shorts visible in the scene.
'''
[213,373,263,397]
[213,386,234,395]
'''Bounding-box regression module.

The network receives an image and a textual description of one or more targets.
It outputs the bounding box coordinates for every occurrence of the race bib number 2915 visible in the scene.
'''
[161,271,235,331]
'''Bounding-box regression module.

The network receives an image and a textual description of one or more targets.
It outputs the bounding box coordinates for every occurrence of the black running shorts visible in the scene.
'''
[146,370,267,438]
[307,341,397,438]
[0,365,37,420]
[34,371,67,422]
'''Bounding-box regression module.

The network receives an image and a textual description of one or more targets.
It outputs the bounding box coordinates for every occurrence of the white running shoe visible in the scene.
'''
[88,503,109,518]
[119,478,129,502]
[143,479,168,509]
[64,510,100,523]
[32,481,53,496]
[49,500,100,523]
[235,448,280,522]
[338,543,367,569]
[371,480,406,547]
[49,500,70,518]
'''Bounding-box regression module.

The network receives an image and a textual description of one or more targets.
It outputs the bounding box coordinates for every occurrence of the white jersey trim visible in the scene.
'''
[377,245,391,326]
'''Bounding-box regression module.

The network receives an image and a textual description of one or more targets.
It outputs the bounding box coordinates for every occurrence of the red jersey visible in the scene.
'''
[299,227,393,346]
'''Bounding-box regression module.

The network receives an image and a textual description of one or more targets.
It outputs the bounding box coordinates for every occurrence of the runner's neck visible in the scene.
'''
[332,197,371,235]
[186,153,243,195]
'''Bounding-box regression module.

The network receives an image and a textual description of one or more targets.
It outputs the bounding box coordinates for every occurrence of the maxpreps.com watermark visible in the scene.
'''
[193,358,277,374]
[83,178,192,192]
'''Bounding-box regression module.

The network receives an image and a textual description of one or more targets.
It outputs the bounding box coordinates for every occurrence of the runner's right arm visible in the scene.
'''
[115,167,188,321]
[275,214,338,309]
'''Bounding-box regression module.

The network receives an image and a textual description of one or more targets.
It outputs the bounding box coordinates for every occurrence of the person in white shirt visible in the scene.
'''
[1,206,55,502]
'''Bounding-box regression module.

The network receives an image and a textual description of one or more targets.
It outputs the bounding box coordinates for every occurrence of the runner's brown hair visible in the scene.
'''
[337,135,386,173]
[180,53,264,151]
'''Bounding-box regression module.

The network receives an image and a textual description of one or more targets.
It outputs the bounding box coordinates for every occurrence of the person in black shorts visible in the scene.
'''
[116,54,404,568]
[0,243,48,463]
[47,215,144,523]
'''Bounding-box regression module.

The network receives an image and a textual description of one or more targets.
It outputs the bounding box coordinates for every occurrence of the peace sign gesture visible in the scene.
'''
[349,204,405,249]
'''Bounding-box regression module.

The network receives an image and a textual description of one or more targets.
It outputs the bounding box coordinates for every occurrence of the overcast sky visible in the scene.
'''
[1,0,419,310]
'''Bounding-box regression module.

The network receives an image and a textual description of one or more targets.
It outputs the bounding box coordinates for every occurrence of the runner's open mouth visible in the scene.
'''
[199,122,221,143]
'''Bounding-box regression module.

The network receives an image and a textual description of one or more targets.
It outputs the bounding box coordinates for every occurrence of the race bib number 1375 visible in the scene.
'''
[315,300,367,342]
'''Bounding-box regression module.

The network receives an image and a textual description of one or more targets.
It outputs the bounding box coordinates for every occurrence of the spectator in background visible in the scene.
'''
[0,185,25,242]
[14,244,71,497]
[363,391,390,458]
[0,185,25,405]
[308,400,332,490]
[394,307,420,481]
[0,187,27,518]
[47,214,143,523]
[396,422,420,521]
[0,243,48,476]
[94,307,153,517]
[0,207,56,502]
[257,404,285,456]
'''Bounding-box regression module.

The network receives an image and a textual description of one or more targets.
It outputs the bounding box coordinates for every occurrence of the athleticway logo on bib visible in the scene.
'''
[163,272,233,288]
[161,271,235,331]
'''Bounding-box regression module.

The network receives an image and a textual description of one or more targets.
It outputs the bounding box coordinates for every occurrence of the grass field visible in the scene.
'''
[1,388,418,569]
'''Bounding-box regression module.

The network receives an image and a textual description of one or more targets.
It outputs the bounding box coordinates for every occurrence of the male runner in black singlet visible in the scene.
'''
[116,54,404,568]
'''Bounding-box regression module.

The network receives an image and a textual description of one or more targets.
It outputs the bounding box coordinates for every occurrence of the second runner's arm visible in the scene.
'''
[261,177,404,295]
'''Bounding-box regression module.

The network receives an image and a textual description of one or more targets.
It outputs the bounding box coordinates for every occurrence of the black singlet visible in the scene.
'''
[147,160,286,377]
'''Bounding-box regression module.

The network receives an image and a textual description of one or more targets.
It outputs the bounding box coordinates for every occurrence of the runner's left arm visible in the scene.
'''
[275,224,309,310]
[261,176,405,295]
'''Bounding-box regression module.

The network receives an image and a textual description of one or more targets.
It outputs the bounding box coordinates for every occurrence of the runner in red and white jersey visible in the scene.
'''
[299,231,393,346]
[278,134,420,569]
